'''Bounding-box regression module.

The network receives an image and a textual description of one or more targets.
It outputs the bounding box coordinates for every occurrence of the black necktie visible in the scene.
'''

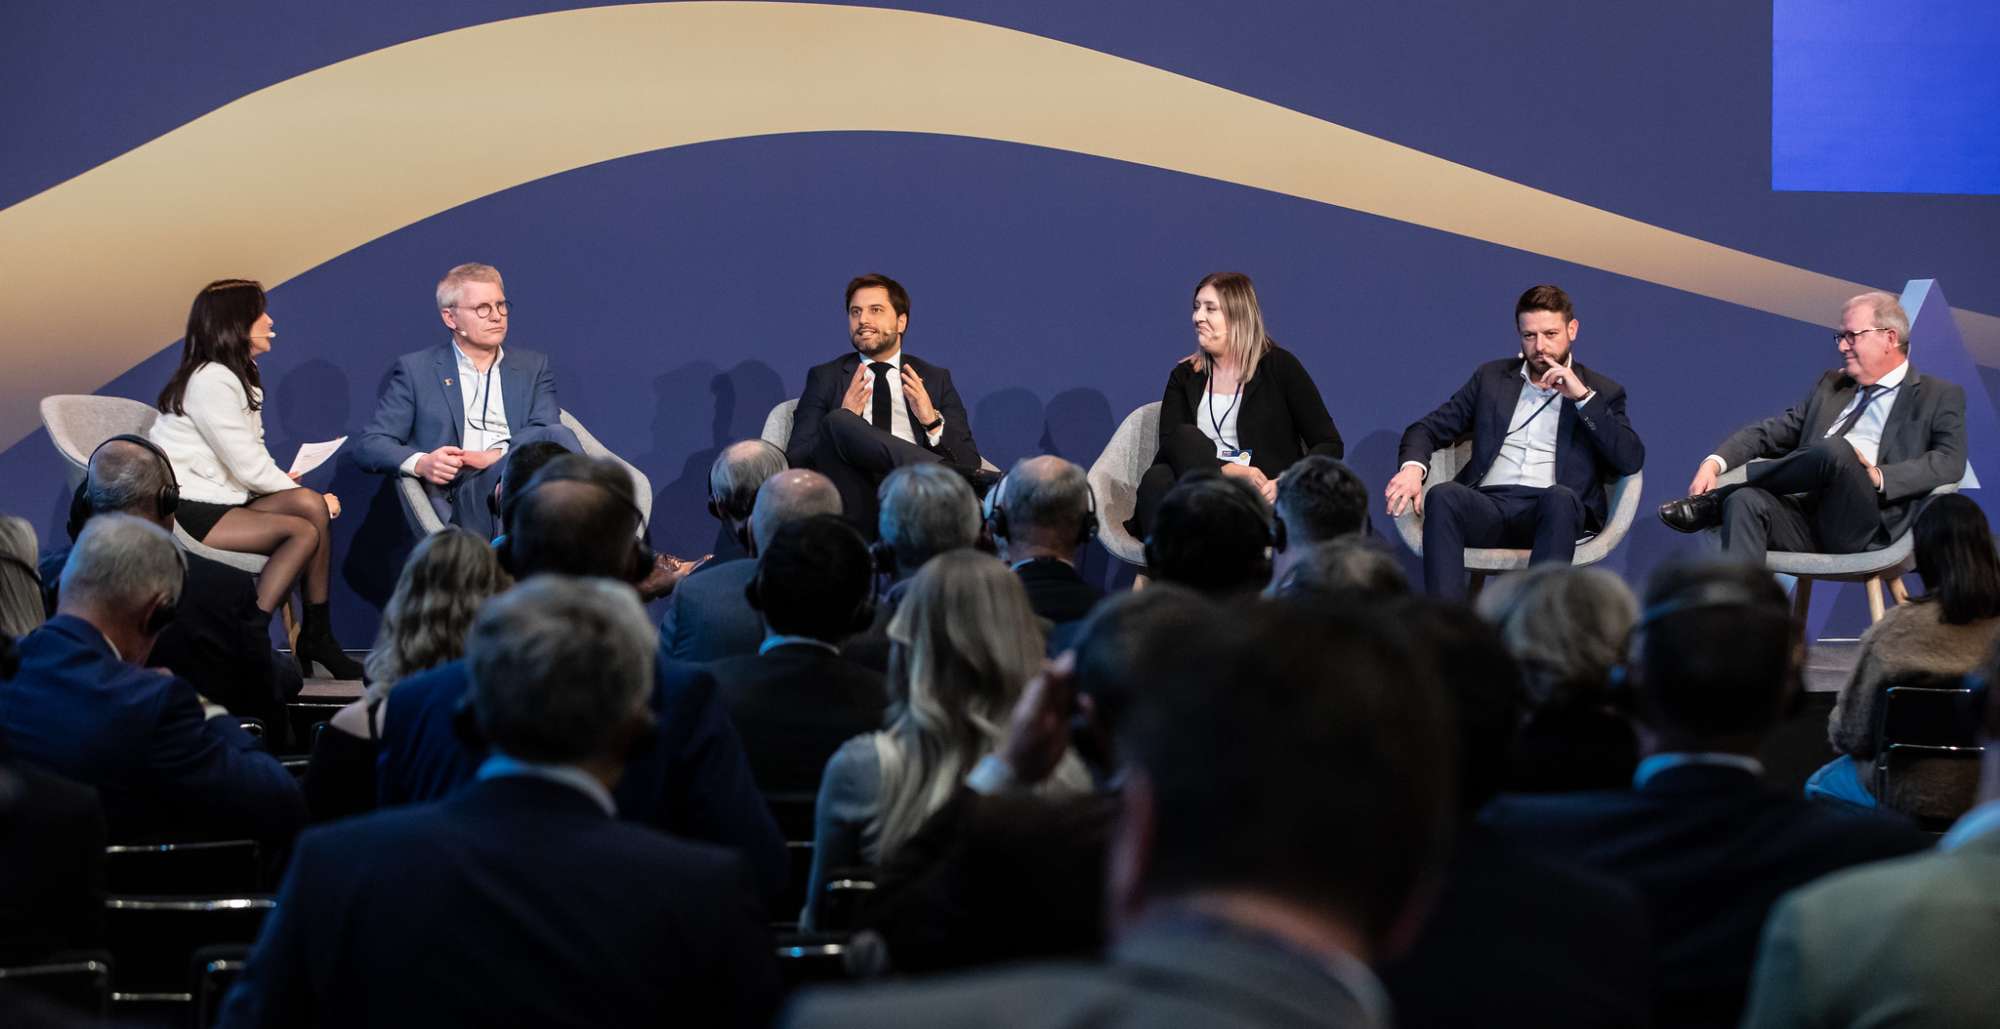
[869,362,894,432]
[1832,385,1884,438]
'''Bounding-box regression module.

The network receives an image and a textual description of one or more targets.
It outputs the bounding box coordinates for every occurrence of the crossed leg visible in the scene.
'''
[203,487,332,611]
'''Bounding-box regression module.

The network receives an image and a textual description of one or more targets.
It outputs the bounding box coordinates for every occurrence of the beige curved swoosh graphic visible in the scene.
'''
[2,1,1993,449]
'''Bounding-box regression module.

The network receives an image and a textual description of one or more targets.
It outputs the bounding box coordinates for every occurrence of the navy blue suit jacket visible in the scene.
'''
[1483,765,1931,1029]
[353,342,565,472]
[0,615,304,844]
[377,641,788,901]
[786,351,981,469]
[220,776,778,1028]
[660,557,764,662]
[1398,357,1644,531]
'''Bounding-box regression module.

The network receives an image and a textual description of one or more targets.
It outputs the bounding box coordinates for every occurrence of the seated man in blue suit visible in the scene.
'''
[353,262,582,539]
[222,576,779,1028]
[1385,285,1645,599]
[0,515,303,845]
[1484,559,1931,1029]
[785,273,988,536]
[377,455,788,902]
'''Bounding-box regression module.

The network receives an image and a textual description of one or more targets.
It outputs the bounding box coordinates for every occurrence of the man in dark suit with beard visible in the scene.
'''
[785,273,987,535]
[1385,285,1645,599]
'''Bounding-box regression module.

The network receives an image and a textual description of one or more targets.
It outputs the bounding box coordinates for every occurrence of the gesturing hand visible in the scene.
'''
[901,364,939,427]
[1385,464,1427,516]
[840,362,872,418]
[1536,362,1590,401]
[999,652,1086,787]
[415,445,466,485]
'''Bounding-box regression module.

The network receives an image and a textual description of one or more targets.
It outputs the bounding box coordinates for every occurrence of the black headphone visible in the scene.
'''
[983,466,1099,549]
[745,544,879,638]
[1606,580,1802,711]
[70,434,181,540]
[494,469,655,583]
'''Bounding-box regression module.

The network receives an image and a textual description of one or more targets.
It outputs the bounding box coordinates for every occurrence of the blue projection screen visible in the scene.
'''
[1773,0,2000,194]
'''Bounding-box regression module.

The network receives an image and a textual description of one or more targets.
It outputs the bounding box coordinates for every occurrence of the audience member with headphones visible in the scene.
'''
[0,514,305,846]
[984,456,1105,649]
[46,434,304,737]
[377,454,790,903]
[708,514,889,796]
[1484,558,1932,1029]
[1143,469,1276,597]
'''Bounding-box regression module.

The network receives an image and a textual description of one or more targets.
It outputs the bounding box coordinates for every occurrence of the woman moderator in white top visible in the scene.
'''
[149,278,363,679]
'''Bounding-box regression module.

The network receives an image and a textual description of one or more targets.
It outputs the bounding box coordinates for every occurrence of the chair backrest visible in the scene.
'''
[104,839,263,895]
[1873,685,1984,825]
[39,395,160,488]
[559,408,653,529]
[0,957,113,1017]
[103,896,275,995]
[1876,685,1981,748]
[762,400,799,450]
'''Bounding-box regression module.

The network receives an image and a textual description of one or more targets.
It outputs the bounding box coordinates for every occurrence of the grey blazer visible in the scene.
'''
[659,558,764,663]
[1741,824,2000,1028]
[1713,365,1966,541]
[784,918,1385,1028]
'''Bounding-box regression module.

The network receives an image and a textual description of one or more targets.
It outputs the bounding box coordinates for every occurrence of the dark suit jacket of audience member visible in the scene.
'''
[786,351,982,470]
[661,558,764,663]
[376,642,788,902]
[219,776,779,1029]
[1506,705,1640,793]
[1380,823,1651,1029]
[1156,345,1344,480]
[786,917,1380,1028]
[857,787,1116,975]
[841,577,912,675]
[1483,764,1931,1029]
[1713,367,1966,543]
[708,642,888,796]
[0,616,304,845]
[1397,357,1644,532]
[1014,558,1103,629]
[0,759,106,965]
[40,545,302,740]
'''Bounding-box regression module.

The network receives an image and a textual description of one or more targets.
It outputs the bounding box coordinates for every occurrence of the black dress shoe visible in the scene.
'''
[1658,491,1726,534]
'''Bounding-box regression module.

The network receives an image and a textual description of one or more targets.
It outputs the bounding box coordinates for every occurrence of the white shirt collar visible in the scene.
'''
[1941,798,2000,851]
[1633,751,1765,788]
[759,634,841,656]
[452,342,504,374]
[475,752,616,816]
[862,349,904,370]
[1517,359,1563,395]
[1864,359,1910,392]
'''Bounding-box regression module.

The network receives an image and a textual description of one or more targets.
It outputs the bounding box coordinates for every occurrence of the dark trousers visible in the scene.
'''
[816,409,944,538]
[1422,482,1584,600]
[1131,425,1227,540]
[1719,437,1883,557]
[427,423,583,539]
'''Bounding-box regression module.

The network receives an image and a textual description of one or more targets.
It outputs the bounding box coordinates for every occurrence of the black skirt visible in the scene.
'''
[175,499,244,542]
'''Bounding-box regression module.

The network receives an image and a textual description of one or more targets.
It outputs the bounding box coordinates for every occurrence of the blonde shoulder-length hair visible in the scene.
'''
[869,550,1089,859]
[363,528,512,702]
[1192,271,1274,383]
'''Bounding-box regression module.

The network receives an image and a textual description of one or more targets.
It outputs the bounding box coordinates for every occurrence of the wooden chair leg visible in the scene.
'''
[1865,576,1887,623]
[1888,575,1911,605]
[1791,577,1814,624]
[280,597,300,649]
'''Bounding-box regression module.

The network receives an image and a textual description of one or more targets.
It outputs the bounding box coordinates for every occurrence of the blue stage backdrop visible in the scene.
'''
[3,1,1997,641]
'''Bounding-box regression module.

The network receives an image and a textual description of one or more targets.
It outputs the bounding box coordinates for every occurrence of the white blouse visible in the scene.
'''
[149,363,298,505]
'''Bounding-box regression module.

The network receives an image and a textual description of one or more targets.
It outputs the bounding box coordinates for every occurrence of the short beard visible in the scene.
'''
[853,330,899,357]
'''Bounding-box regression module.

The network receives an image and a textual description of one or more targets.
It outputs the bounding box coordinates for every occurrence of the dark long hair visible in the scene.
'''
[157,279,266,415]
[1913,494,2000,625]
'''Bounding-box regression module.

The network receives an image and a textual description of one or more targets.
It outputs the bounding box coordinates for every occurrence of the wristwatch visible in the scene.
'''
[921,415,944,433]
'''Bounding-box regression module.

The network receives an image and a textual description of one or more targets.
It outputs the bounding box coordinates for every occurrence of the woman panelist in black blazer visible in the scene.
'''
[1129,272,1344,538]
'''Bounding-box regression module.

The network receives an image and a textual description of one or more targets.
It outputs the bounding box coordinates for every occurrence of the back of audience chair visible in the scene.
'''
[0,956,114,1020]
[1873,684,1983,829]
[104,839,263,895]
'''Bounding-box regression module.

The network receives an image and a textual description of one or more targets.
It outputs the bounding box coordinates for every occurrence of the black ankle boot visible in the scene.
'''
[297,602,364,680]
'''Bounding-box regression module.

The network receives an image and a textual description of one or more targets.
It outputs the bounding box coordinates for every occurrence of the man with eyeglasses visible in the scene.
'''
[1658,291,1966,557]
[1384,284,1645,598]
[355,262,582,538]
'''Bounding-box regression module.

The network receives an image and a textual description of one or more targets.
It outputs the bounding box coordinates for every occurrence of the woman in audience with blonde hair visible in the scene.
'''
[0,516,44,638]
[301,528,510,821]
[805,549,1092,928]
[1476,563,1640,792]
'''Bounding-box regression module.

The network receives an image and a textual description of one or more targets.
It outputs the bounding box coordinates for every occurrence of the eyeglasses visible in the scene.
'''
[1833,326,1888,347]
[452,300,511,319]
